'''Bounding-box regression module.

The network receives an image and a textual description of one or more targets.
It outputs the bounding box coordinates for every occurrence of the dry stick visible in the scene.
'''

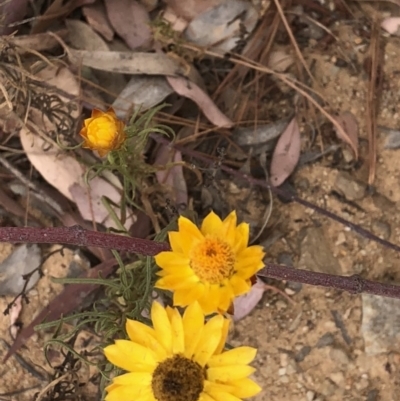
[0,226,169,256]
[259,264,400,299]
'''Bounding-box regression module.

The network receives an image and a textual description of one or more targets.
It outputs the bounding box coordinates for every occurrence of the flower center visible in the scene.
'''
[189,236,235,284]
[151,355,205,401]
[87,116,117,147]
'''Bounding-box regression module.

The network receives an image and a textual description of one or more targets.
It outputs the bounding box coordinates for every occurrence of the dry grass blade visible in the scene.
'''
[366,18,383,185]
[272,0,315,83]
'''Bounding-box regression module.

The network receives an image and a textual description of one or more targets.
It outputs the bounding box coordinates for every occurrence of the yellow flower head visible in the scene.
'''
[104,301,261,401]
[155,211,265,315]
[79,108,126,157]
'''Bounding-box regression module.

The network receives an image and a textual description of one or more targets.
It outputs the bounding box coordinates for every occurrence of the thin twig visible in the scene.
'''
[259,264,400,299]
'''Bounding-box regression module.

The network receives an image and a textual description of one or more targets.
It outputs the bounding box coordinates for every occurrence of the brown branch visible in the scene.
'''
[1,225,400,300]
[259,264,400,299]
[0,225,170,256]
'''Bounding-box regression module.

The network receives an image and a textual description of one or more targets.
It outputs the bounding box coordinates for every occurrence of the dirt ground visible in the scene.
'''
[2,11,400,401]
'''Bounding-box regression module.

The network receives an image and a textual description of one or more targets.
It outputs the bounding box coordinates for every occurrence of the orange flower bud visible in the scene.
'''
[79,108,126,157]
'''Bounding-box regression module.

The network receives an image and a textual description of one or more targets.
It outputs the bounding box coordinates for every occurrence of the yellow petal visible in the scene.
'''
[199,393,216,401]
[125,318,154,341]
[173,282,205,307]
[168,231,184,253]
[233,222,249,253]
[207,391,242,401]
[151,302,173,353]
[125,320,166,360]
[207,365,256,382]
[194,314,224,366]
[154,252,192,275]
[105,384,153,401]
[201,211,223,235]
[218,211,237,246]
[179,215,203,238]
[182,302,204,358]
[236,246,265,270]
[204,380,235,394]
[112,371,152,386]
[214,317,230,354]
[228,378,262,398]
[208,347,257,367]
[155,274,198,290]
[217,285,234,313]
[104,341,157,372]
[197,284,220,315]
[229,275,251,296]
[170,308,185,354]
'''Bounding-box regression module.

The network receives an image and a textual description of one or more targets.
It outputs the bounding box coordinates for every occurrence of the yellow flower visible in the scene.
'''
[79,108,126,157]
[155,211,265,315]
[104,301,261,401]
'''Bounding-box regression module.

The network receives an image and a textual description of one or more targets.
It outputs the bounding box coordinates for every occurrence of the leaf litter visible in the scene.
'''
[1,1,397,399]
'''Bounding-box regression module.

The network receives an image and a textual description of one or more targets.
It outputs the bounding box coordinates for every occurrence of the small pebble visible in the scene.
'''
[278,367,287,376]
[306,390,315,401]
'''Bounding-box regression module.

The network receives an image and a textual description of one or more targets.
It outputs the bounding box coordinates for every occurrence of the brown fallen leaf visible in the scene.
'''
[164,0,224,20]
[68,49,190,76]
[4,258,117,362]
[112,76,174,119]
[167,75,233,127]
[185,0,258,52]
[82,2,114,41]
[381,17,400,36]
[334,111,359,158]
[31,0,96,34]
[0,0,28,35]
[270,116,301,187]
[104,0,152,50]
[154,147,188,208]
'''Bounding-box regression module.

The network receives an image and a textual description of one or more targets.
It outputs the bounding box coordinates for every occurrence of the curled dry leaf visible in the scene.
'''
[233,278,266,321]
[19,65,134,230]
[233,117,291,146]
[0,0,28,35]
[334,111,359,158]
[185,0,258,52]
[82,2,114,41]
[381,17,400,35]
[154,147,188,208]
[164,0,224,20]
[112,76,174,119]
[270,117,301,187]
[0,244,41,296]
[167,75,233,127]
[104,0,152,50]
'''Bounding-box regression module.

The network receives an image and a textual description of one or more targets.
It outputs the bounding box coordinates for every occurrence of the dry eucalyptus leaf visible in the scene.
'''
[66,19,126,99]
[66,19,109,51]
[270,117,301,187]
[0,244,41,296]
[233,118,291,146]
[82,2,114,41]
[68,49,190,76]
[167,75,233,127]
[164,0,223,20]
[334,111,359,158]
[104,0,152,50]
[381,17,400,36]
[154,147,188,208]
[185,0,258,52]
[112,76,174,119]
[233,278,266,321]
